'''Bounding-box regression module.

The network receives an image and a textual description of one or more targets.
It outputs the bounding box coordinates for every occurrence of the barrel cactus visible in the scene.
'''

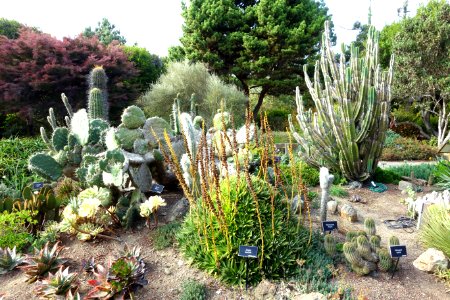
[364,217,376,236]
[289,21,394,181]
[377,248,393,272]
[389,236,400,247]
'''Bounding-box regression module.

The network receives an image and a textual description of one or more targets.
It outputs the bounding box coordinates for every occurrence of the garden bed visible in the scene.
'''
[1,186,448,300]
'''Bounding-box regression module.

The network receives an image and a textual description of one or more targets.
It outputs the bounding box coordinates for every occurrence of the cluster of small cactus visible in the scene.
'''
[335,218,400,275]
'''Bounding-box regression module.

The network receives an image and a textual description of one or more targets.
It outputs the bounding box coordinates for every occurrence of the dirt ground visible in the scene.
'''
[1,185,449,300]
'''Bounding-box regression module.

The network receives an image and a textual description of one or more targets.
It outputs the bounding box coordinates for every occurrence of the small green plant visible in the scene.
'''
[434,266,450,290]
[34,267,78,298]
[0,210,35,251]
[0,246,25,274]
[419,205,450,257]
[373,167,402,184]
[32,221,61,249]
[20,242,66,283]
[384,163,436,181]
[53,177,82,205]
[152,222,181,250]
[86,256,147,299]
[180,279,207,300]
[280,160,320,187]
[330,185,349,197]
[433,160,450,190]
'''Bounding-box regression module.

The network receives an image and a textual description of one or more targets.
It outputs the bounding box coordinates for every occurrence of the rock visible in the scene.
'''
[340,203,358,222]
[253,279,277,300]
[348,181,362,189]
[166,198,189,222]
[128,164,152,193]
[413,248,449,272]
[327,200,337,214]
[123,151,145,165]
[293,292,326,300]
[143,117,173,148]
[163,268,171,275]
[398,180,417,192]
[291,194,305,214]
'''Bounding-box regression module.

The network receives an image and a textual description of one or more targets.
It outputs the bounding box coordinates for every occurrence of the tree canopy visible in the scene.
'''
[0,29,138,131]
[179,0,332,118]
[0,18,22,39]
[392,0,450,146]
[83,18,127,45]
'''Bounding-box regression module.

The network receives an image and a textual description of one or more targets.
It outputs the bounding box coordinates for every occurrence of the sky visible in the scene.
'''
[0,0,427,57]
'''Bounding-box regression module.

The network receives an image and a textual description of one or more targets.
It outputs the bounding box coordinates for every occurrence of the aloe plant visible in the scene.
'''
[289,21,394,181]
[0,246,25,274]
[34,267,78,298]
[20,242,66,283]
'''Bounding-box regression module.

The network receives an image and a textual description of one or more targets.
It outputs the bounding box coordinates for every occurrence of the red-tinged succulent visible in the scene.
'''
[86,256,147,299]
[20,242,66,283]
[34,266,78,298]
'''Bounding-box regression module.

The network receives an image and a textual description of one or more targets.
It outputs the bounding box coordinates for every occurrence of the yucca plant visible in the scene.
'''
[20,242,66,283]
[86,256,147,299]
[34,267,78,299]
[0,246,25,274]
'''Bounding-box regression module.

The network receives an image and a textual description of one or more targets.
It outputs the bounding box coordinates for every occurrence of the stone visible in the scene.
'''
[293,292,326,300]
[340,203,358,222]
[253,279,277,300]
[327,200,338,214]
[123,150,145,165]
[163,268,171,275]
[143,117,173,148]
[398,180,417,192]
[348,181,362,189]
[128,164,152,193]
[413,248,449,272]
[166,198,189,222]
[291,194,305,214]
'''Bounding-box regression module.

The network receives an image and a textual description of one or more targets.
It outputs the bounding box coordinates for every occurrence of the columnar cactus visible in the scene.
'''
[88,66,108,120]
[289,21,394,181]
[324,234,336,256]
[364,218,376,236]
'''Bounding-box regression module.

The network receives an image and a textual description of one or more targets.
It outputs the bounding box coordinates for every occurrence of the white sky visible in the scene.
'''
[0,0,427,57]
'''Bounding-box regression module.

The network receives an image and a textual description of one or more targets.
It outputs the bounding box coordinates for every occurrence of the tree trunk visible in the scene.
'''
[252,87,268,121]
[421,110,438,136]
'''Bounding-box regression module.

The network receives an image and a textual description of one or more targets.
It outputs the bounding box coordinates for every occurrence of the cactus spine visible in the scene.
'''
[364,217,376,236]
[289,21,394,181]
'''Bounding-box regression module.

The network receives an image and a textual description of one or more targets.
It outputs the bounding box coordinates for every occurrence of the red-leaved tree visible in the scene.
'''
[0,29,138,133]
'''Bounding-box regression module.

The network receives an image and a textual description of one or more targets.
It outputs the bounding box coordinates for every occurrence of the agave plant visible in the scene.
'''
[34,267,78,299]
[0,246,25,275]
[86,256,147,299]
[20,242,66,283]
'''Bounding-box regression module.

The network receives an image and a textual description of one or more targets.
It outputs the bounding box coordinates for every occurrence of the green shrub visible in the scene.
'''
[0,137,46,191]
[373,167,402,184]
[0,210,35,251]
[330,185,349,197]
[177,175,312,285]
[384,129,401,147]
[139,61,247,126]
[384,163,436,181]
[272,131,290,144]
[419,205,450,257]
[152,222,181,250]
[433,160,450,190]
[258,109,292,131]
[280,160,320,187]
[180,279,207,300]
[381,136,437,161]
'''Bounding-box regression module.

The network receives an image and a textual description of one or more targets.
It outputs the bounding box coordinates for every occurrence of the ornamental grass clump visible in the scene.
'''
[419,205,450,257]
[157,110,315,285]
